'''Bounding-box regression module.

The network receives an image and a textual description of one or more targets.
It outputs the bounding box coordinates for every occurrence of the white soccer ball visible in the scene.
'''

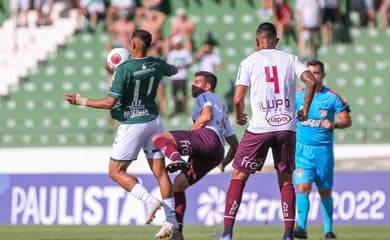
[106,48,130,71]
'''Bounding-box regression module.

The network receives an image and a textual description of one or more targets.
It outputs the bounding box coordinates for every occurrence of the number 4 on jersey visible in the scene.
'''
[264,66,280,94]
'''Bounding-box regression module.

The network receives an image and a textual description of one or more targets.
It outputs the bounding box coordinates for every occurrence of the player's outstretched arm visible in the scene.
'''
[63,93,117,109]
[298,70,316,121]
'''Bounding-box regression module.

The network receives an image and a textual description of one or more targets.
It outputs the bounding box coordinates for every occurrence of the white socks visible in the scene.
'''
[130,183,151,202]
[130,184,177,223]
[162,197,177,223]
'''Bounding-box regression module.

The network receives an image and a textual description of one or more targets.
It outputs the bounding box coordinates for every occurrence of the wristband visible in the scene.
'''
[76,94,88,106]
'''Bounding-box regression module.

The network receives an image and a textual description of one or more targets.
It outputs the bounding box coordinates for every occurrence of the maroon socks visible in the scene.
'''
[223,179,245,236]
[153,137,181,161]
[281,183,296,237]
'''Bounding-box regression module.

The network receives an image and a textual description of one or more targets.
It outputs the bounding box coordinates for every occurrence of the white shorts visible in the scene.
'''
[110,116,164,161]
[80,0,105,13]
[11,0,29,11]
[111,0,136,9]
[34,0,53,8]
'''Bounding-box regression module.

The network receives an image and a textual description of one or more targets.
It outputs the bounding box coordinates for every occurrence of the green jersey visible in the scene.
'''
[109,56,175,124]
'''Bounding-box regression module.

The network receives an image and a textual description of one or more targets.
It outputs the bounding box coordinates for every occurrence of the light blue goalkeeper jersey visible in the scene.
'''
[296,86,350,145]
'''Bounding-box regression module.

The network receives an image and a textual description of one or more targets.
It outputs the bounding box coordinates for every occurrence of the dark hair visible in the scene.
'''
[132,29,152,49]
[256,22,277,39]
[195,71,218,90]
[307,59,325,73]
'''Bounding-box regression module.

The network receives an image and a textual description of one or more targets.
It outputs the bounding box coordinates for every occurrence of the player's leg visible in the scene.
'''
[293,141,316,239]
[318,188,335,239]
[144,117,178,238]
[148,156,179,238]
[221,169,249,239]
[294,182,312,239]
[109,159,162,223]
[222,131,269,239]
[314,144,336,239]
[273,131,297,240]
[109,122,162,224]
[152,131,190,172]
[171,173,189,239]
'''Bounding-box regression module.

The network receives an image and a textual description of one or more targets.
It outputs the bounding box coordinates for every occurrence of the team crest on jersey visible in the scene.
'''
[296,168,304,178]
[319,109,328,117]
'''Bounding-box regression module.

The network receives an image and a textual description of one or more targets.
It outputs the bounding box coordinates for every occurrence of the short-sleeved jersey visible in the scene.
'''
[167,48,193,80]
[192,92,235,145]
[109,56,175,124]
[199,53,221,74]
[236,49,307,134]
[296,86,350,145]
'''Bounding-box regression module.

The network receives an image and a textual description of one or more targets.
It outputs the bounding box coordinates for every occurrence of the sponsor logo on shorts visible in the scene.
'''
[240,156,264,170]
[179,140,192,155]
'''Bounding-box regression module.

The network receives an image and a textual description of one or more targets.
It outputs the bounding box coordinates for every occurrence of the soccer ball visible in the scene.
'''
[106,48,130,71]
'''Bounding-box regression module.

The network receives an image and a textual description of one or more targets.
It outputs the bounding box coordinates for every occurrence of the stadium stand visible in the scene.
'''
[0,0,389,147]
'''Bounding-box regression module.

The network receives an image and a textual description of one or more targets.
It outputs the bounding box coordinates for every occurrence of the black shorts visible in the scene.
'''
[323,8,338,24]
[172,79,187,97]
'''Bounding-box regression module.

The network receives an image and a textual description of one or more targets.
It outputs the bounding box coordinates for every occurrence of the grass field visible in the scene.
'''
[0,225,389,240]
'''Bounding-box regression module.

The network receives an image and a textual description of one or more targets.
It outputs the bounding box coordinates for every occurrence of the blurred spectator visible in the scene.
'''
[296,0,323,60]
[11,0,29,27]
[72,0,83,33]
[79,0,105,33]
[170,8,196,52]
[34,0,53,26]
[379,0,389,28]
[350,0,376,27]
[138,8,164,46]
[105,10,135,132]
[107,10,135,50]
[257,0,274,23]
[274,0,296,46]
[195,41,223,74]
[363,0,376,27]
[321,0,341,45]
[166,35,193,116]
[136,0,170,35]
[106,0,136,36]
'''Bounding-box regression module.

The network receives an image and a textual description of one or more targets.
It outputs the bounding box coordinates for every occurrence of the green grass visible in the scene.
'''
[0,225,389,240]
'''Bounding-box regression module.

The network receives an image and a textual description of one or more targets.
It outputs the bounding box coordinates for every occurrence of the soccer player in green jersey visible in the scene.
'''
[64,29,179,238]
